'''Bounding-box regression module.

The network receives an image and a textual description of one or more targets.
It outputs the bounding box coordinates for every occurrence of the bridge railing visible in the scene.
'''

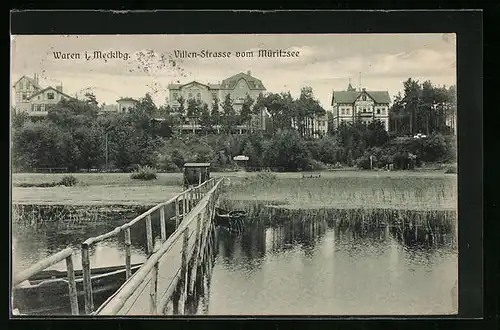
[94,178,223,315]
[79,177,218,314]
[12,247,79,315]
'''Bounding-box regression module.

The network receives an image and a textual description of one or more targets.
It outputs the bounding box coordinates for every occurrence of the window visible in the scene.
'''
[38,96,41,100]
[47,92,54,100]
[211,92,217,99]
[363,108,366,113]
[128,107,133,111]
[173,92,178,100]
[377,109,381,114]
[362,95,366,101]
[122,107,126,112]
[188,93,193,99]
[196,93,201,100]
[341,108,345,115]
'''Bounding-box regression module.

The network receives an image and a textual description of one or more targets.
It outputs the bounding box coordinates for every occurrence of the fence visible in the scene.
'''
[11,247,79,315]
[95,178,223,315]
[79,177,219,314]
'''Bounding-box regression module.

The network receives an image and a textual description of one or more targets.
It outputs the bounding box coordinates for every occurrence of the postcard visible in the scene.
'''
[11,33,458,316]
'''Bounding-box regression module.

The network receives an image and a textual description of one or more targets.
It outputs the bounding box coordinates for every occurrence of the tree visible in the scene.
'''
[240,94,254,130]
[221,94,236,133]
[263,129,311,171]
[176,96,186,117]
[199,103,212,134]
[211,94,221,130]
[293,86,326,137]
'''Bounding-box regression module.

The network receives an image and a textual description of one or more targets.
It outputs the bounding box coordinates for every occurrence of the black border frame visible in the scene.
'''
[8,9,488,330]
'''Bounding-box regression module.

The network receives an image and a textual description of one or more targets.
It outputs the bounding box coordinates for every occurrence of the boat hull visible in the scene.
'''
[12,264,142,315]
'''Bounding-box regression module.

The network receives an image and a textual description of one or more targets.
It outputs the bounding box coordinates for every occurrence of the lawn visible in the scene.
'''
[11,173,185,205]
[11,171,457,210]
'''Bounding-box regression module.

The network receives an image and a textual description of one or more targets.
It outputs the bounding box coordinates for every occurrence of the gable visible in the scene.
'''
[28,86,75,101]
[180,81,210,91]
[14,76,41,89]
[355,92,375,103]
[220,73,266,90]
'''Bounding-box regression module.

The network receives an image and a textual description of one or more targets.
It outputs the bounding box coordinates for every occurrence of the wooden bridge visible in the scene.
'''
[11,177,225,316]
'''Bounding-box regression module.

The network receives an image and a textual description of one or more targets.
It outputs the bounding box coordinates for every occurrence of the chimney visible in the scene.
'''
[247,70,251,76]
[56,85,63,93]
[362,88,366,92]
[33,73,38,84]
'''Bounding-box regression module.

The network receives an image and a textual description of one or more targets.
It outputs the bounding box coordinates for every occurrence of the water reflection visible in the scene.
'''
[190,209,458,315]
[12,204,179,273]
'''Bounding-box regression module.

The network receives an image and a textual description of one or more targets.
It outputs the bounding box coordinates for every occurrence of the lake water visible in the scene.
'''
[12,206,457,316]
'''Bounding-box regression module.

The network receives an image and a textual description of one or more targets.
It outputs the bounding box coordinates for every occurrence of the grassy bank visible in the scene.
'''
[221,171,457,211]
[11,171,456,209]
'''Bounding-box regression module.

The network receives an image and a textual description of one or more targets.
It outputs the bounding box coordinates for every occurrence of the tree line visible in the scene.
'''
[11,80,456,173]
[389,78,456,136]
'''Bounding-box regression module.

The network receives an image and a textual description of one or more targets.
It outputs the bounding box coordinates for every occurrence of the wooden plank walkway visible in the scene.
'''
[95,177,223,315]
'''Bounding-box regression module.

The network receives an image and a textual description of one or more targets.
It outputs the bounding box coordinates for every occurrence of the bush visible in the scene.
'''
[59,175,78,186]
[307,159,328,171]
[355,155,372,170]
[130,165,158,180]
[255,169,277,182]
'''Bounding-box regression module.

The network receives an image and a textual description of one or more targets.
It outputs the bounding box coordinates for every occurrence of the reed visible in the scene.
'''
[11,204,151,228]
[222,173,457,211]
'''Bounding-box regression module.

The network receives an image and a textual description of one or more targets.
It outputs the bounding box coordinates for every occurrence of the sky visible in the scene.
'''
[10,34,456,109]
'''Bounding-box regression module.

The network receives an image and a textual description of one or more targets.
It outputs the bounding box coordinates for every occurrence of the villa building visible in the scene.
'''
[12,74,76,117]
[116,97,139,113]
[167,71,269,132]
[331,83,391,131]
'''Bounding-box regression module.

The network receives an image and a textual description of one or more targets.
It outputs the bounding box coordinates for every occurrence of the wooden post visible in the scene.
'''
[146,214,153,255]
[186,190,191,213]
[179,228,189,315]
[189,213,202,294]
[81,243,94,314]
[65,254,79,315]
[183,192,188,216]
[160,205,166,242]
[124,228,132,279]
[175,196,180,228]
[150,260,159,315]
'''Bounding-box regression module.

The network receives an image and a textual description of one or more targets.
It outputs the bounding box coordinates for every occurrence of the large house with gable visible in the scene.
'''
[331,83,391,131]
[167,71,269,132]
[12,74,76,117]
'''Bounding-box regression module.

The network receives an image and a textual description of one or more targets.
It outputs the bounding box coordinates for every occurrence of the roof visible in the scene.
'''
[28,86,76,101]
[117,97,138,102]
[13,75,42,89]
[183,163,211,167]
[220,72,266,90]
[331,90,391,105]
[167,81,219,90]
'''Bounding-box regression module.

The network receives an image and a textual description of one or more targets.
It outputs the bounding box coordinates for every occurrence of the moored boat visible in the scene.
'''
[12,263,143,315]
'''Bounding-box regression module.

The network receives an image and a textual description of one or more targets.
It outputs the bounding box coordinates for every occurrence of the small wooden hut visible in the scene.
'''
[183,163,211,189]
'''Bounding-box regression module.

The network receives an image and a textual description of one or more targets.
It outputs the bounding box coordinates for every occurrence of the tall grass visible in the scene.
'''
[222,174,457,211]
